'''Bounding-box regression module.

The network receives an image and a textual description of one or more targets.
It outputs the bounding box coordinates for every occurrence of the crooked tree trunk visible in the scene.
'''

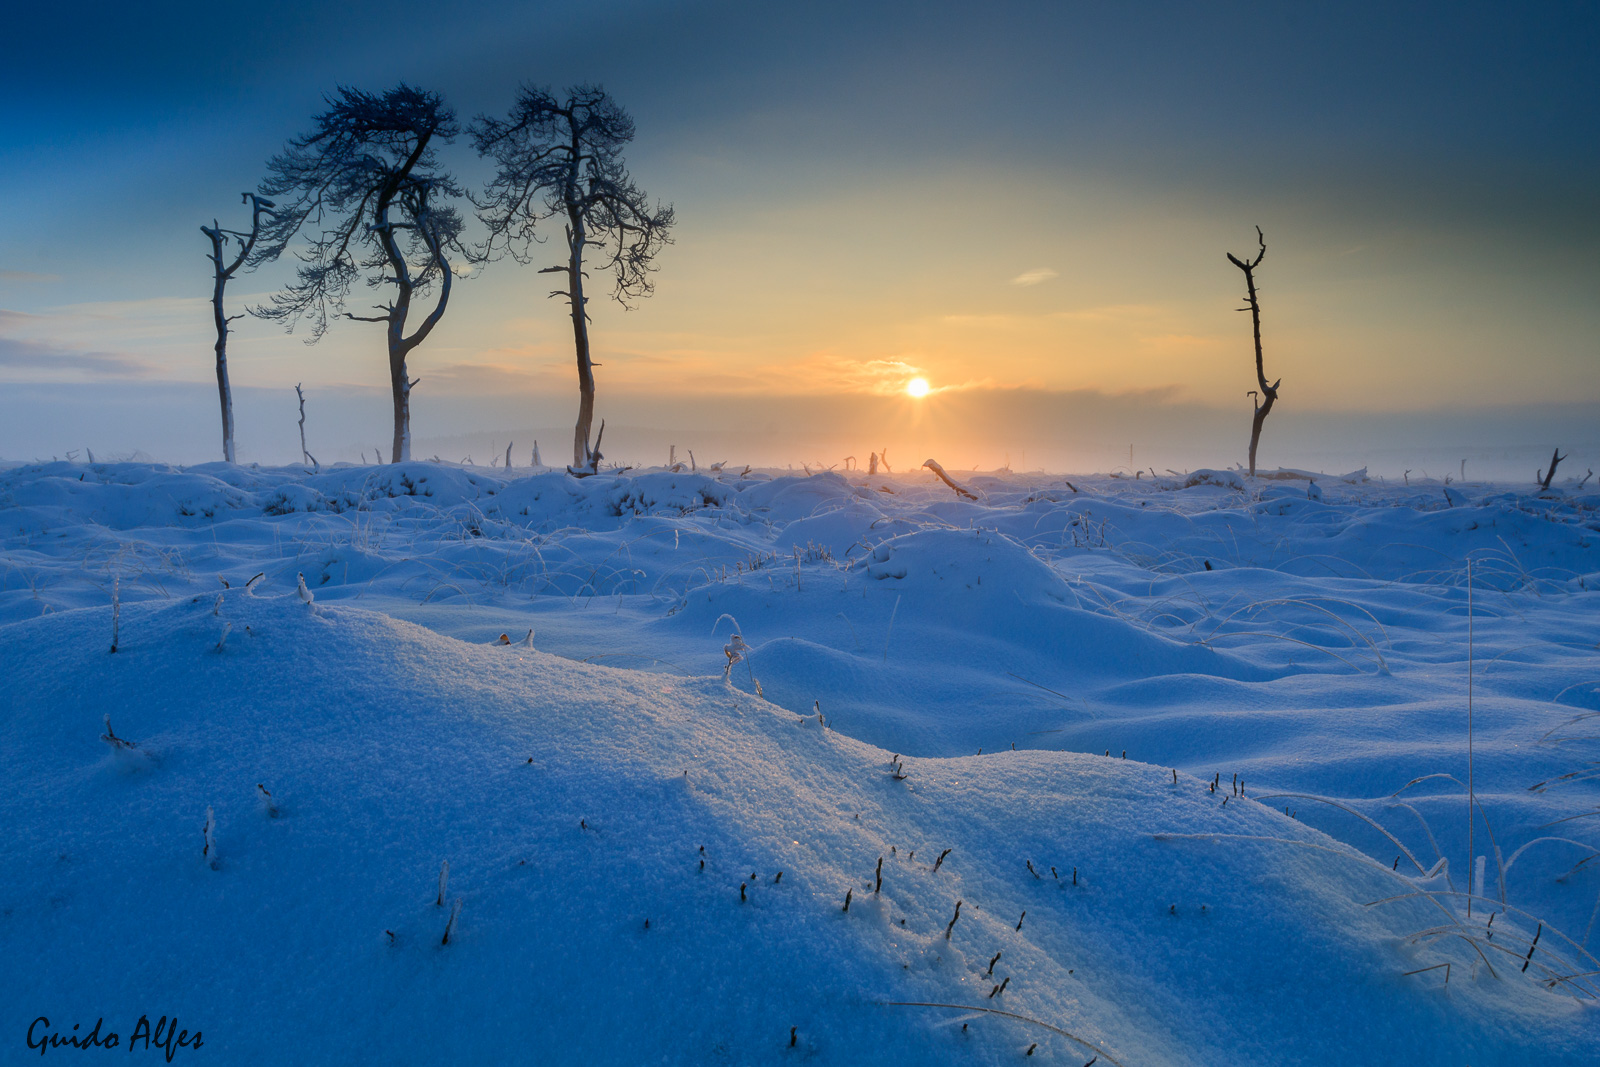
[1540,447,1566,490]
[565,215,596,470]
[371,191,451,464]
[383,250,416,463]
[1227,229,1278,478]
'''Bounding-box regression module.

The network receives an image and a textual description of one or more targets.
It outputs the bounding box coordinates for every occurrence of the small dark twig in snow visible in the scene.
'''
[945,900,963,939]
[100,715,136,751]
[441,898,462,945]
[1403,962,1450,985]
[202,807,217,869]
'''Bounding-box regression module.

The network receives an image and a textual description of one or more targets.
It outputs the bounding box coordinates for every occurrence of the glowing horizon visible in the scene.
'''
[1,3,1595,468]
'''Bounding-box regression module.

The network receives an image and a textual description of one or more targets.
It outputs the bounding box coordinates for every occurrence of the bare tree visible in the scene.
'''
[1539,447,1566,489]
[252,85,466,463]
[471,85,674,473]
[1227,227,1278,478]
[201,193,276,463]
[294,383,318,470]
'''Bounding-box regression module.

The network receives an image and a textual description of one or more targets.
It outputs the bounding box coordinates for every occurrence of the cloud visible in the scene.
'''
[0,335,153,377]
[0,269,61,283]
[0,310,155,378]
[1009,267,1058,287]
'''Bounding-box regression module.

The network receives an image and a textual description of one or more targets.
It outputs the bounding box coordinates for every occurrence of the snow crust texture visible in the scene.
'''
[3,460,1599,1064]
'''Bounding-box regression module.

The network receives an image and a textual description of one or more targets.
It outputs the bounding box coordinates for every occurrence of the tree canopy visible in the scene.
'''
[253,84,467,462]
[471,84,674,470]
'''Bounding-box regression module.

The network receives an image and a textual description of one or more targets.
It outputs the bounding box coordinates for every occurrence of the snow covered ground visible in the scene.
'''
[2,459,1598,1064]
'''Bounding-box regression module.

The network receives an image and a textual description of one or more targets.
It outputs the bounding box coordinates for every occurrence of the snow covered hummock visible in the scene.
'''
[2,460,1599,1064]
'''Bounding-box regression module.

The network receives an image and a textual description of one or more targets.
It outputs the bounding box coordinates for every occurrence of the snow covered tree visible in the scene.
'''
[253,85,467,463]
[1227,227,1278,478]
[201,193,276,463]
[471,85,674,473]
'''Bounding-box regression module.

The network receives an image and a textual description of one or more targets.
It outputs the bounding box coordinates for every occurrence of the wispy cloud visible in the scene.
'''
[0,335,152,377]
[0,269,62,283]
[0,298,212,383]
[1009,267,1058,287]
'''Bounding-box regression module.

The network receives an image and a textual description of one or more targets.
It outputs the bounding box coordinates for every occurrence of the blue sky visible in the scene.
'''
[1,1,1596,471]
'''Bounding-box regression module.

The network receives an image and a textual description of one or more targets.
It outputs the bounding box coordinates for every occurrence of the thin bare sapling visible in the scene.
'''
[1226,227,1279,477]
[202,193,277,463]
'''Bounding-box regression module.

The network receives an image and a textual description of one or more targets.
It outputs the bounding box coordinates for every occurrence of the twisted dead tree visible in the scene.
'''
[1539,448,1566,490]
[471,85,674,474]
[201,193,276,462]
[294,383,317,470]
[1227,227,1278,478]
[252,85,468,463]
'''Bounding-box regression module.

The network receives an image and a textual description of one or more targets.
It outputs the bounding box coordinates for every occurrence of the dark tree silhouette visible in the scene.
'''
[201,193,276,463]
[1227,227,1278,477]
[253,85,466,463]
[1539,447,1566,489]
[471,85,674,473]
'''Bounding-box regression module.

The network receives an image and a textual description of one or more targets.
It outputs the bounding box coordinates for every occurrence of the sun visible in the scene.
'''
[906,377,930,398]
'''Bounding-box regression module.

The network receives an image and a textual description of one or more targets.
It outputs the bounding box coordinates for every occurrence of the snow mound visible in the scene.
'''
[5,594,1591,1063]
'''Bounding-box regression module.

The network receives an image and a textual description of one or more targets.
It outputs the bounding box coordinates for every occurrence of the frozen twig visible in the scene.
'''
[923,459,978,500]
[100,714,136,751]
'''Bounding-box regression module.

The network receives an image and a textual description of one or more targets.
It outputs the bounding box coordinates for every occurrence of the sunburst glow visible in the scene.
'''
[906,377,930,398]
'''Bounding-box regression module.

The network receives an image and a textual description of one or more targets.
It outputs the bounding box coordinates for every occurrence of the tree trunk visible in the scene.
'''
[374,192,414,464]
[566,216,596,469]
[1247,389,1274,478]
[211,269,235,465]
[204,226,236,464]
[390,344,412,464]
[1227,229,1277,478]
